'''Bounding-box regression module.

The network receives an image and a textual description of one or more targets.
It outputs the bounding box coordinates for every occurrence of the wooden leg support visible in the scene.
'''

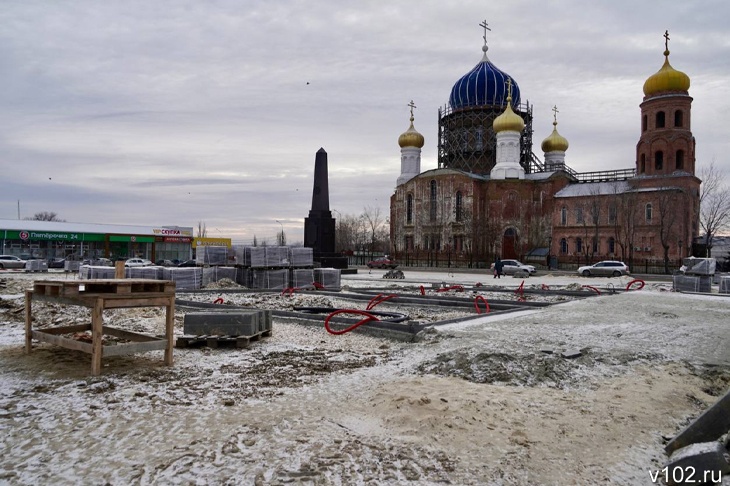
[91,298,104,376]
[164,297,174,366]
[24,290,33,354]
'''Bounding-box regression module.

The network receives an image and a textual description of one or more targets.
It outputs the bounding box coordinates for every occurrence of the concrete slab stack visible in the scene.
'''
[291,268,314,287]
[64,261,81,272]
[720,276,730,294]
[673,275,700,292]
[79,265,116,280]
[314,268,341,289]
[250,269,289,290]
[290,247,314,267]
[248,247,267,268]
[265,246,290,267]
[25,260,48,272]
[202,266,239,287]
[162,267,202,290]
[128,266,164,280]
[196,246,230,266]
[183,309,272,335]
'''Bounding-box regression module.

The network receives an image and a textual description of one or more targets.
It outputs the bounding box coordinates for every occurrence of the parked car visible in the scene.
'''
[177,260,198,267]
[47,258,66,269]
[490,259,536,275]
[577,260,630,277]
[0,255,27,269]
[124,258,153,267]
[155,259,176,267]
[366,257,398,269]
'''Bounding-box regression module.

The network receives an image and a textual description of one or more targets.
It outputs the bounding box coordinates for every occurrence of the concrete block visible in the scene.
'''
[664,441,730,485]
[184,311,264,336]
[561,349,582,359]
[667,388,730,454]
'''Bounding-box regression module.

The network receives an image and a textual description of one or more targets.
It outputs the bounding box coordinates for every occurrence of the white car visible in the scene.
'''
[490,259,537,276]
[0,255,27,269]
[577,260,630,277]
[124,258,153,267]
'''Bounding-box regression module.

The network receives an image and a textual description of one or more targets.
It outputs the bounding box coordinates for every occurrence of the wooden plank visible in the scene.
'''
[102,326,163,342]
[102,340,168,357]
[35,324,92,335]
[665,387,730,454]
[32,330,93,353]
[25,290,33,354]
[165,299,174,365]
[91,298,104,376]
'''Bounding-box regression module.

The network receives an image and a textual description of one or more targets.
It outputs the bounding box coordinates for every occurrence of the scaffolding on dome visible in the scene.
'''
[437,101,535,175]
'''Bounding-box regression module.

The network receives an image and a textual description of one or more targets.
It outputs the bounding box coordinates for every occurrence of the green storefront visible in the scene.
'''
[1,230,155,260]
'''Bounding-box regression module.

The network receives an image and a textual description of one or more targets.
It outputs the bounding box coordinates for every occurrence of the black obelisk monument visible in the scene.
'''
[304,148,348,268]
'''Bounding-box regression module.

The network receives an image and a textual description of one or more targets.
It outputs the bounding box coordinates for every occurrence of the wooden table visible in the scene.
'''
[25,279,176,375]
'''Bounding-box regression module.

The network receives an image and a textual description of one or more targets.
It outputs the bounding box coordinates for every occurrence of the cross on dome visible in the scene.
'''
[552,105,559,123]
[479,19,491,57]
[408,100,417,120]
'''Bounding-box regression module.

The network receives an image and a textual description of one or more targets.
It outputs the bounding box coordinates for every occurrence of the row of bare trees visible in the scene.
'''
[334,206,389,258]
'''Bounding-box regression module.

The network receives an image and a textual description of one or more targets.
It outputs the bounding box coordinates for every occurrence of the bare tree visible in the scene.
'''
[362,206,386,258]
[611,182,640,267]
[196,221,207,238]
[26,211,65,222]
[699,161,730,257]
[656,188,682,273]
[276,229,286,246]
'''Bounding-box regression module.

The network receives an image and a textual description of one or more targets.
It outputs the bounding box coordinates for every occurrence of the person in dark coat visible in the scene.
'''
[494,257,504,279]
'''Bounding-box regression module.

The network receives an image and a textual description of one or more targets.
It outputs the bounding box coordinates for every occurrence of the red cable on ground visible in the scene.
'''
[420,285,426,295]
[437,285,465,293]
[514,280,526,301]
[474,295,490,314]
[324,309,380,335]
[582,285,601,295]
[366,293,398,310]
[312,282,325,290]
[281,287,302,297]
[625,279,646,291]
[542,284,550,290]
[213,297,225,304]
[475,282,483,287]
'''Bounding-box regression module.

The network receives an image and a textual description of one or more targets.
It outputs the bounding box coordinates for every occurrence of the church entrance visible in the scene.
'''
[502,228,517,259]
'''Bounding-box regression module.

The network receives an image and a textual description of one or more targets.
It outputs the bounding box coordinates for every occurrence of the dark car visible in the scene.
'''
[155,259,176,267]
[47,258,66,269]
[177,260,198,267]
[366,257,398,269]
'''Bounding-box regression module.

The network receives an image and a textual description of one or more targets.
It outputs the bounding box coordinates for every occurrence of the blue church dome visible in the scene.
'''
[449,47,521,110]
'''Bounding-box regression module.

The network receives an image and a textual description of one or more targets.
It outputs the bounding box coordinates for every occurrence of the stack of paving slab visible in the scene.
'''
[196,246,230,266]
[162,267,202,290]
[290,247,313,267]
[79,265,116,280]
[127,266,164,280]
[183,309,272,336]
[64,261,81,272]
[719,276,730,294]
[250,269,289,290]
[264,246,290,267]
[291,268,315,287]
[672,275,702,293]
[202,266,239,287]
[24,260,48,272]
[314,268,341,289]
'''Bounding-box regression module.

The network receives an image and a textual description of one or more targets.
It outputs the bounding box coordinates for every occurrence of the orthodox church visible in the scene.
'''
[389,29,700,268]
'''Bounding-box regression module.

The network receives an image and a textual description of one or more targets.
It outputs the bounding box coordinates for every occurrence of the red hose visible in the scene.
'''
[474,295,490,314]
[213,297,225,304]
[366,293,397,310]
[582,285,601,295]
[437,285,464,293]
[420,285,425,295]
[324,309,380,335]
[281,287,302,297]
[542,284,550,290]
[312,282,325,289]
[625,279,645,291]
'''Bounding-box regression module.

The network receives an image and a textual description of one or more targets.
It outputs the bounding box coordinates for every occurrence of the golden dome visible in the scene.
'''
[493,100,525,133]
[398,116,425,148]
[643,32,690,97]
[541,120,569,152]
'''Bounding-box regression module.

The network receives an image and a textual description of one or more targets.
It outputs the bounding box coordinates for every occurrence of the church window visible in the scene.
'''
[676,150,684,170]
[429,180,437,222]
[575,237,583,253]
[674,110,683,127]
[406,194,413,224]
[640,154,646,173]
[404,236,413,251]
[642,115,647,132]
[608,237,615,254]
[645,203,653,222]
[655,151,663,171]
[656,111,665,128]
[455,191,463,222]
[560,207,567,226]
[560,238,568,254]
[575,207,584,224]
[608,204,617,224]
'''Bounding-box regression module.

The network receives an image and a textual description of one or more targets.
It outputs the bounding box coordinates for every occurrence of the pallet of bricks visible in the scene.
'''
[177,309,273,348]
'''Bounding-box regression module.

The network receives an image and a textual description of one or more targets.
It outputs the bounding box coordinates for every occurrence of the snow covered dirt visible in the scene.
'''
[0,269,729,485]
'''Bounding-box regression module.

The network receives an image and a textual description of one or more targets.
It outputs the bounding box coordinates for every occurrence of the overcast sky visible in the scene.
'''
[2,1,729,243]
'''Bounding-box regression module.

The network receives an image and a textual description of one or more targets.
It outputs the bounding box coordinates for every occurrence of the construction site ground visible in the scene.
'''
[1,268,728,485]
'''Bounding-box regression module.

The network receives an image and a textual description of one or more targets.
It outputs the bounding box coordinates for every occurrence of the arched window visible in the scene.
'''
[608,204,617,224]
[655,151,663,171]
[560,238,568,254]
[560,207,567,226]
[608,237,615,254]
[455,191,463,222]
[429,180,437,222]
[575,207,584,224]
[642,115,647,132]
[676,150,685,170]
[406,194,413,224]
[656,111,665,128]
[674,110,683,127]
[640,154,646,173]
[575,237,583,254]
[645,203,653,222]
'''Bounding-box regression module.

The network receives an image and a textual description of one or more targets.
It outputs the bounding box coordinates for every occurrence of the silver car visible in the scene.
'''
[577,260,630,277]
[0,255,28,269]
[491,259,537,275]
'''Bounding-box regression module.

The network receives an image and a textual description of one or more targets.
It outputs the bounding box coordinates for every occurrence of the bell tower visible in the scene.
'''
[636,30,695,177]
